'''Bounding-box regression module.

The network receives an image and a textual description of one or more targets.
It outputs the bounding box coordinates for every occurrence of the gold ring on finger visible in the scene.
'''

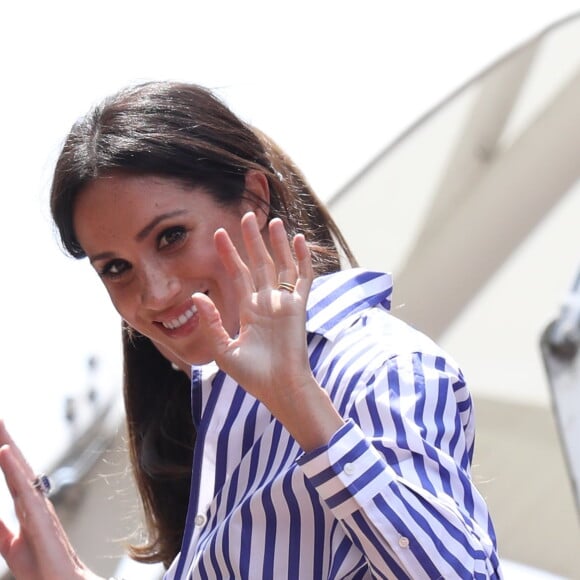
[277,282,296,293]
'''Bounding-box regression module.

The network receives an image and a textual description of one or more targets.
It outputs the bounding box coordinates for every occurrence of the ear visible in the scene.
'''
[241,170,270,231]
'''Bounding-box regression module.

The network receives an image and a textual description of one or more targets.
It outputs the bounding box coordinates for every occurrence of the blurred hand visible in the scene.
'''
[0,421,102,580]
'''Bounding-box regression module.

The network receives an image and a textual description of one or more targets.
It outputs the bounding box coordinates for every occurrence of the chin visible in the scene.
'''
[182,351,215,367]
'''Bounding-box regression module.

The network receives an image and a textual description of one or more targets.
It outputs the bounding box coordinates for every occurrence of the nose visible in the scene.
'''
[139,264,181,309]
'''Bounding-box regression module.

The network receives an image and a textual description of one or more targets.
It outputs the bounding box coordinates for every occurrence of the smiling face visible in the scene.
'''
[73,172,258,365]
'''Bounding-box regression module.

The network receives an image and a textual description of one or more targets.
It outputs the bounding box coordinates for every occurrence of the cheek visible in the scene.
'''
[104,287,134,323]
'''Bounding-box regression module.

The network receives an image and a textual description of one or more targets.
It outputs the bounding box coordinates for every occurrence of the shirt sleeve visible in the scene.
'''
[296,350,503,579]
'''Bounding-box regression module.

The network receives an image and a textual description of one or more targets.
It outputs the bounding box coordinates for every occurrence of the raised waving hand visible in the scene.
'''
[191,213,344,451]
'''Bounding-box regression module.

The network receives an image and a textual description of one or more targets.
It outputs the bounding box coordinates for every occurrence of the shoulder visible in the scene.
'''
[306,269,468,405]
[307,268,455,365]
[306,268,393,339]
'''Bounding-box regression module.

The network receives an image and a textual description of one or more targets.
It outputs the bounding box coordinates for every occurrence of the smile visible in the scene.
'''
[161,305,198,330]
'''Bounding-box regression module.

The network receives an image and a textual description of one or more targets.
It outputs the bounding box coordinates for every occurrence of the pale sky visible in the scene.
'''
[2,1,579,201]
[1,0,579,444]
[1,1,578,347]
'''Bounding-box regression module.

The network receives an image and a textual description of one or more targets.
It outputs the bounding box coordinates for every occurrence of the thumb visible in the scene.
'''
[0,517,15,561]
[192,292,234,354]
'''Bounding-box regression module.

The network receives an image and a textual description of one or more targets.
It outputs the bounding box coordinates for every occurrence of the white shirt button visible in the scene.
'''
[343,462,356,475]
[194,514,207,527]
[398,536,410,548]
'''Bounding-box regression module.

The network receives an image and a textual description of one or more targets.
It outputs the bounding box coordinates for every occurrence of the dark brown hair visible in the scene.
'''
[50,81,357,567]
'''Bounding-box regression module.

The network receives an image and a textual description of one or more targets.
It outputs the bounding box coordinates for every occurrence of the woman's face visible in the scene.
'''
[73,172,256,365]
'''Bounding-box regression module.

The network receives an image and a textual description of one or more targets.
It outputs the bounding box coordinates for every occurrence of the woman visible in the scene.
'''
[0,81,502,578]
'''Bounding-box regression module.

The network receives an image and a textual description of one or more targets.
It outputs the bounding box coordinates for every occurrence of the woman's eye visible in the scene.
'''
[99,259,130,279]
[158,226,187,249]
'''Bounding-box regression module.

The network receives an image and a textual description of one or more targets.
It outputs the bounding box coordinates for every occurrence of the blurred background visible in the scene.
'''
[0,2,579,578]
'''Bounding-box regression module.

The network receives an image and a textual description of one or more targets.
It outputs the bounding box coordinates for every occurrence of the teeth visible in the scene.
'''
[162,305,197,330]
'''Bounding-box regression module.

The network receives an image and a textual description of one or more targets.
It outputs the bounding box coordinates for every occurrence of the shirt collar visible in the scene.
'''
[306,268,393,340]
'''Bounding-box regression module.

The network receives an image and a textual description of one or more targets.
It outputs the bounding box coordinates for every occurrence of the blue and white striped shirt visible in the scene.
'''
[165,269,502,579]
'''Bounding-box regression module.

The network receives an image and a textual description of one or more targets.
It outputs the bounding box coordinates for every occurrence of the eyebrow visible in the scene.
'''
[89,209,188,263]
[136,209,188,241]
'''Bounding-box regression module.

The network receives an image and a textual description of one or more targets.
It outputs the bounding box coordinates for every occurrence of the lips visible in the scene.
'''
[161,304,198,330]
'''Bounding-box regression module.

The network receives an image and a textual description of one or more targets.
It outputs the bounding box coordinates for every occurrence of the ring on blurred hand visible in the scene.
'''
[277,282,295,293]
[32,473,52,497]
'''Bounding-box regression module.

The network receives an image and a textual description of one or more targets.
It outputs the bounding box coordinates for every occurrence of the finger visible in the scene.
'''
[293,233,314,296]
[0,517,15,559]
[0,446,76,573]
[0,426,52,527]
[190,292,233,352]
[0,516,38,580]
[240,212,277,289]
[0,445,45,518]
[214,226,255,298]
[0,422,34,480]
[269,218,297,286]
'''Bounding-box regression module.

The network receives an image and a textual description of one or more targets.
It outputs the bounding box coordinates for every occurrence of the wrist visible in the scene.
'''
[270,375,345,452]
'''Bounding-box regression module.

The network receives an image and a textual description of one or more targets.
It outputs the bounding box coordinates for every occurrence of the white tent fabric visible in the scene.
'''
[327,13,580,577]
